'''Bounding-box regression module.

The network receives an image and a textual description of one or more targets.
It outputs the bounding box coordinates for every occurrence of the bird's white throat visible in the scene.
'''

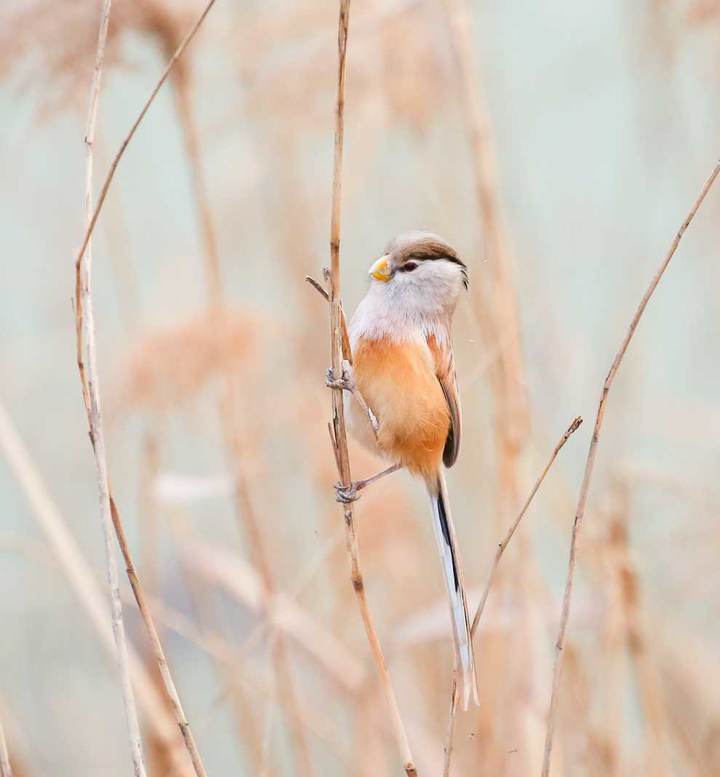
[349,266,462,345]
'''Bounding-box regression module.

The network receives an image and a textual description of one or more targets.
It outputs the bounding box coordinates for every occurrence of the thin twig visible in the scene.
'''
[0,715,11,777]
[442,416,583,777]
[109,497,208,777]
[76,4,146,774]
[471,416,584,637]
[307,273,353,362]
[325,3,417,776]
[73,0,218,277]
[305,274,329,301]
[541,160,720,777]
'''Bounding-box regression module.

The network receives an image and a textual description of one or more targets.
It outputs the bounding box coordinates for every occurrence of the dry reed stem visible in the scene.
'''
[541,159,720,777]
[108,497,208,777]
[326,3,417,775]
[0,716,11,777]
[442,416,583,777]
[73,0,218,275]
[75,3,146,773]
[0,401,193,776]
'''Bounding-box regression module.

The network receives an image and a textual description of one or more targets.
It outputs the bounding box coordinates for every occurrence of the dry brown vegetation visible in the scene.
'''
[1,1,719,776]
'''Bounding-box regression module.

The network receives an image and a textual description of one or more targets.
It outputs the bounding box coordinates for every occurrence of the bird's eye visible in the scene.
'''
[401,261,419,272]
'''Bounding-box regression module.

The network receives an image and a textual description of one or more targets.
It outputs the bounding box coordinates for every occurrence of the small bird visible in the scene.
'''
[337,231,478,709]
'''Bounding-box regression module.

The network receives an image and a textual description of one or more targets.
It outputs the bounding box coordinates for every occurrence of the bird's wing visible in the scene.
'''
[427,335,462,468]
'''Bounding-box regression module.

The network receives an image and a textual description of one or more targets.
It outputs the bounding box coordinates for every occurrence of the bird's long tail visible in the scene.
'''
[428,471,479,709]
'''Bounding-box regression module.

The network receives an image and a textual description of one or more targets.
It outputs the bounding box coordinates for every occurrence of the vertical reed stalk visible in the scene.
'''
[326,2,417,775]
[75,3,146,773]
[73,3,222,773]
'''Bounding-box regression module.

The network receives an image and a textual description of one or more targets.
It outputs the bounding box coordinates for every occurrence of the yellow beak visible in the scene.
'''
[369,255,392,282]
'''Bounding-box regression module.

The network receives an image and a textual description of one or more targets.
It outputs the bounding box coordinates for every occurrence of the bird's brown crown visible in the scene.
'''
[386,232,468,287]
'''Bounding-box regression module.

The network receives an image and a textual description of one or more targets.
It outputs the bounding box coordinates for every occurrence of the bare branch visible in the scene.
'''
[326,2,417,775]
[541,160,720,777]
[305,274,329,301]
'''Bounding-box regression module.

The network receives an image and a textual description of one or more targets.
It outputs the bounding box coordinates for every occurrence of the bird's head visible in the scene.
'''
[367,231,468,314]
[369,232,468,291]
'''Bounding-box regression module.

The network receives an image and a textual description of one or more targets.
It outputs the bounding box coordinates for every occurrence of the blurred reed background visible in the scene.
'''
[1,1,720,775]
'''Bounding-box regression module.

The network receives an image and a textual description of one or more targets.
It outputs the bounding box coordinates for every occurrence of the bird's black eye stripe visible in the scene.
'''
[409,251,466,270]
[399,261,419,273]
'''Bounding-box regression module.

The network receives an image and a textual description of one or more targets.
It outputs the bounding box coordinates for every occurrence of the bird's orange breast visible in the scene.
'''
[352,336,449,480]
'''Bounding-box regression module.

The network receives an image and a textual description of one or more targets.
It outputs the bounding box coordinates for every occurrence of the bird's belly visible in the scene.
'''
[350,337,449,479]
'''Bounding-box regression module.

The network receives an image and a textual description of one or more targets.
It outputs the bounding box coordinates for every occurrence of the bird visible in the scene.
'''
[334,230,479,709]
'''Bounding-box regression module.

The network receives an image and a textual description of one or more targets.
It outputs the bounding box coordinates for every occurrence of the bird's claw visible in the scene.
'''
[326,360,355,392]
[335,482,360,503]
[325,370,349,390]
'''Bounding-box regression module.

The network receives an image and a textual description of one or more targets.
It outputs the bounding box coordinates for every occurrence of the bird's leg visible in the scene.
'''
[335,463,402,503]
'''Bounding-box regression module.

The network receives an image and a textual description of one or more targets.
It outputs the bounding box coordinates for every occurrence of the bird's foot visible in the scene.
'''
[335,481,360,503]
[334,464,402,503]
[326,360,355,392]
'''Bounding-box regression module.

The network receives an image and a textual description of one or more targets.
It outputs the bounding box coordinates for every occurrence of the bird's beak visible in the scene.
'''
[369,255,392,282]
